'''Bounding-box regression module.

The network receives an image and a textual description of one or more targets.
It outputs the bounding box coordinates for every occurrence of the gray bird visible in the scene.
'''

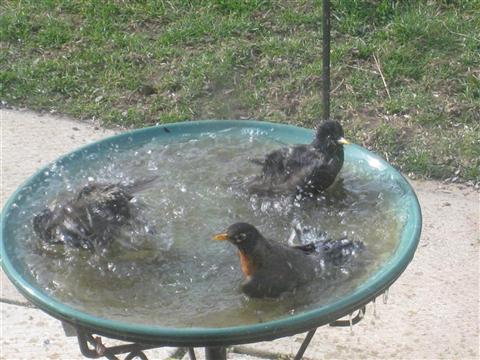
[248,121,349,196]
[213,222,365,298]
[33,178,156,251]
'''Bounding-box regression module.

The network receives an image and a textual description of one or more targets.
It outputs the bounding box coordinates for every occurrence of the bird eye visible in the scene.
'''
[236,233,247,242]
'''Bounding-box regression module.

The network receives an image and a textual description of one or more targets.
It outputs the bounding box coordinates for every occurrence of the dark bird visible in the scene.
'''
[248,120,349,196]
[33,178,156,251]
[213,222,365,298]
[289,223,366,279]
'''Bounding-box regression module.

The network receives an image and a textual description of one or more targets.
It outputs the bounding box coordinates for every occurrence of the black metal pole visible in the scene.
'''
[294,329,317,360]
[188,347,197,360]
[205,346,227,360]
[322,0,331,121]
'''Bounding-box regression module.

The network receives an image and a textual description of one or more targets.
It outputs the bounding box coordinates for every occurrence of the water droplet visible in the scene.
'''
[147,161,158,171]
[358,308,364,319]
[349,313,354,334]
[383,289,389,304]
[260,201,270,212]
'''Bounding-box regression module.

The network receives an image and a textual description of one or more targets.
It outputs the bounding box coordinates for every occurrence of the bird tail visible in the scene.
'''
[124,176,159,193]
[249,158,265,166]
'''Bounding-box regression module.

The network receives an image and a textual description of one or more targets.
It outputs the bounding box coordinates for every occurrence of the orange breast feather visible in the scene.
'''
[238,250,256,277]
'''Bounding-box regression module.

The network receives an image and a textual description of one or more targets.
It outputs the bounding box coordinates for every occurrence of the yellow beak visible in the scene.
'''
[337,137,350,145]
[213,233,229,241]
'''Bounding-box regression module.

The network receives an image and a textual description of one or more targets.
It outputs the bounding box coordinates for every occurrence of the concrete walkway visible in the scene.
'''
[1,108,478,360]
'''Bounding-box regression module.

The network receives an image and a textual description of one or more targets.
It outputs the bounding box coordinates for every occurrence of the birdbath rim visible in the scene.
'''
[0,119,422,346]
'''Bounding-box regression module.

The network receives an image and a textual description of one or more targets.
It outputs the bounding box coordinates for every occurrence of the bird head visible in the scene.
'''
[213,222,263,253]
[313,120,349,151]
[33,208,55,243]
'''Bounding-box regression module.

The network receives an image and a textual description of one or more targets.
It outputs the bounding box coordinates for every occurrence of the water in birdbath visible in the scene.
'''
[10,127,408,327]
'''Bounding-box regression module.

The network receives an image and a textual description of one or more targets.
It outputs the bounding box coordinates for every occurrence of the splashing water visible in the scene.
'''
[383,289,389,304]
[8,127,408,327]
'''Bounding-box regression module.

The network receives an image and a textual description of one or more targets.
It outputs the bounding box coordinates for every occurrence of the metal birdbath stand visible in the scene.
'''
[1,1,422,360]
[63,307,367,360]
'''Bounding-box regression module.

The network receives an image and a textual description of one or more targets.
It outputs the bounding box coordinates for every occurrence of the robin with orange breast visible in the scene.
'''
[213,222,365,298]
[248,120,349,196]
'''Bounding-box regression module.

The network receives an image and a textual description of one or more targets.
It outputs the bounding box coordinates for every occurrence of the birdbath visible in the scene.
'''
[1,1,422,359]
[1,120,421,360]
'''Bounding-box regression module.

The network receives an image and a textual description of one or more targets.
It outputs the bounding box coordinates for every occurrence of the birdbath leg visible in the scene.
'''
[294,329,317,360]
[205,346,227,360]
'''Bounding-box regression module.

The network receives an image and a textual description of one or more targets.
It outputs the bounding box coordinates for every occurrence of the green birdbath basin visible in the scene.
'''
[1,120,421,356]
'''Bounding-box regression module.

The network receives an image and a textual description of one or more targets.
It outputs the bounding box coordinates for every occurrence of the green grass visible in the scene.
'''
[1,0,479,182]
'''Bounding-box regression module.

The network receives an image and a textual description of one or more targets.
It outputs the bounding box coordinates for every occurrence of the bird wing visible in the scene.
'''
[284,145,322,170]
[76,177,158,202]
[260,148,290,178]
[321,238,366,266]
[292,237,366,265]
[282,146,329,180]
[291,242,317,254]
[240,238,321,298]
[261,145,324,181]
[124,176,159,193]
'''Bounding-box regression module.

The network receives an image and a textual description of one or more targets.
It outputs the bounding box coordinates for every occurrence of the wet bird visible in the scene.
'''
[248,121,349,196]
[288,223,366,274]
[213,222,365,298]
[33,178,156,251]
